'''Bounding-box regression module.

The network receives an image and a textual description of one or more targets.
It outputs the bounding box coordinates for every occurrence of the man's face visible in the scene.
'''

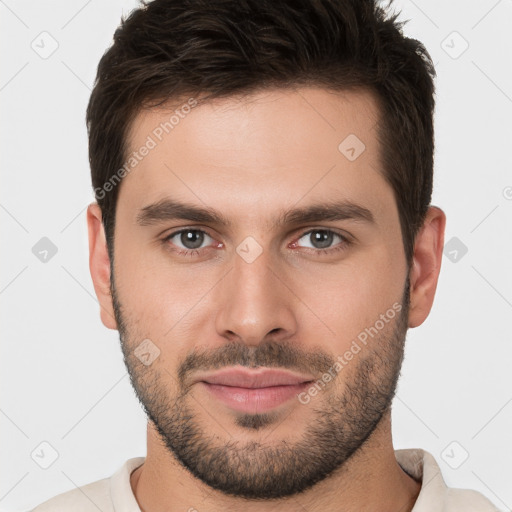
[111,87,409,498]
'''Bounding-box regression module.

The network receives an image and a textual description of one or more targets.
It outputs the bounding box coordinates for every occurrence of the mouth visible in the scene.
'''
[195,366,314,414]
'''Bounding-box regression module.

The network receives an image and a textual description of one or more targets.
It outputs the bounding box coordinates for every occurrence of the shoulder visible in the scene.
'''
[28,456,145,512]
[444,488,503,511]
[28,477,112,512]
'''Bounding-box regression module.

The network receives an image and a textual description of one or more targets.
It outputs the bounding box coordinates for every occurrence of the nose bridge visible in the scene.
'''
[214,241,297,344]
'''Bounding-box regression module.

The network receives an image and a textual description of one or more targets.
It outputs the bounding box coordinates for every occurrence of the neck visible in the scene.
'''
[131,410,421,512]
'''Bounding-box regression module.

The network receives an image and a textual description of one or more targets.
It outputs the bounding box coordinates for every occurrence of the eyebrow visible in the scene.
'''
[136,198,375,229]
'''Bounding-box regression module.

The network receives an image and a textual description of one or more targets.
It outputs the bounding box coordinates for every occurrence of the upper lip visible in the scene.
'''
[196,366,315,389]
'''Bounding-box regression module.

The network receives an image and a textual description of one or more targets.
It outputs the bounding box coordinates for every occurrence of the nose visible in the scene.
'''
[214,244,298,346]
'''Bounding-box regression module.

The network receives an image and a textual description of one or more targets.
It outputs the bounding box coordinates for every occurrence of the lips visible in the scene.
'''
[195,367,314,414]
[200,367,313,388]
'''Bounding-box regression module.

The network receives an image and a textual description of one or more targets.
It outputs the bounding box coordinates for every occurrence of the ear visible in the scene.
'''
[87,202,117,330]
[408,206,446,328]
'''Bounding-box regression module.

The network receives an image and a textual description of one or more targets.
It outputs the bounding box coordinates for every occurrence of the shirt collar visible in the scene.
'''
[395,448,448,511]
[110,456,145,512]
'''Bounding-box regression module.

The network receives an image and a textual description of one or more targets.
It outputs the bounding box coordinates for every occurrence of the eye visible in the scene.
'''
[163,229,216,255]
[162,227,351,258]
[293,229,350,254]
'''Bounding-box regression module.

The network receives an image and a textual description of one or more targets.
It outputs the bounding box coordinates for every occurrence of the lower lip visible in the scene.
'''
[200,382,311,414]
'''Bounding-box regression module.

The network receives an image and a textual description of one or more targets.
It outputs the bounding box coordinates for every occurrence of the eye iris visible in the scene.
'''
[311,230,333,249]
[181,230,204,249]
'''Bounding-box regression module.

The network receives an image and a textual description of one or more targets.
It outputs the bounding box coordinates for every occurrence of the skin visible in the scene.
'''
[87,87,446,512]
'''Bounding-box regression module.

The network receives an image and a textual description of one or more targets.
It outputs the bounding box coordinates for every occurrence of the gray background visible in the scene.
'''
[1,1,511,510]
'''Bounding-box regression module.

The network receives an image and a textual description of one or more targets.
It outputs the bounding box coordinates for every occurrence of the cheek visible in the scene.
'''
[113,245,218,356]
[294,248,405,348]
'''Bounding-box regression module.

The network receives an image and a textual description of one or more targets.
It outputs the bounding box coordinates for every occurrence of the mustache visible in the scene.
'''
[177,340,336,387]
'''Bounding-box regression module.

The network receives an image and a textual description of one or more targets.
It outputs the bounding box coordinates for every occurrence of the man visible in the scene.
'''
[31,0,501,510]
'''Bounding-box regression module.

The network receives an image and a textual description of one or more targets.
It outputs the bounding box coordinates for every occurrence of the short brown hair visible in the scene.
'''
[86,0,436,267]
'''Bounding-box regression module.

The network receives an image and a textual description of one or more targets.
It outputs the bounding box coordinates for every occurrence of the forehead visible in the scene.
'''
[119,87,394,227]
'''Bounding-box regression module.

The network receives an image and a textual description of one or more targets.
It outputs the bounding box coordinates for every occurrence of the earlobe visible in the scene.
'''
[87,202,118,330]
[408,206,446,328]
